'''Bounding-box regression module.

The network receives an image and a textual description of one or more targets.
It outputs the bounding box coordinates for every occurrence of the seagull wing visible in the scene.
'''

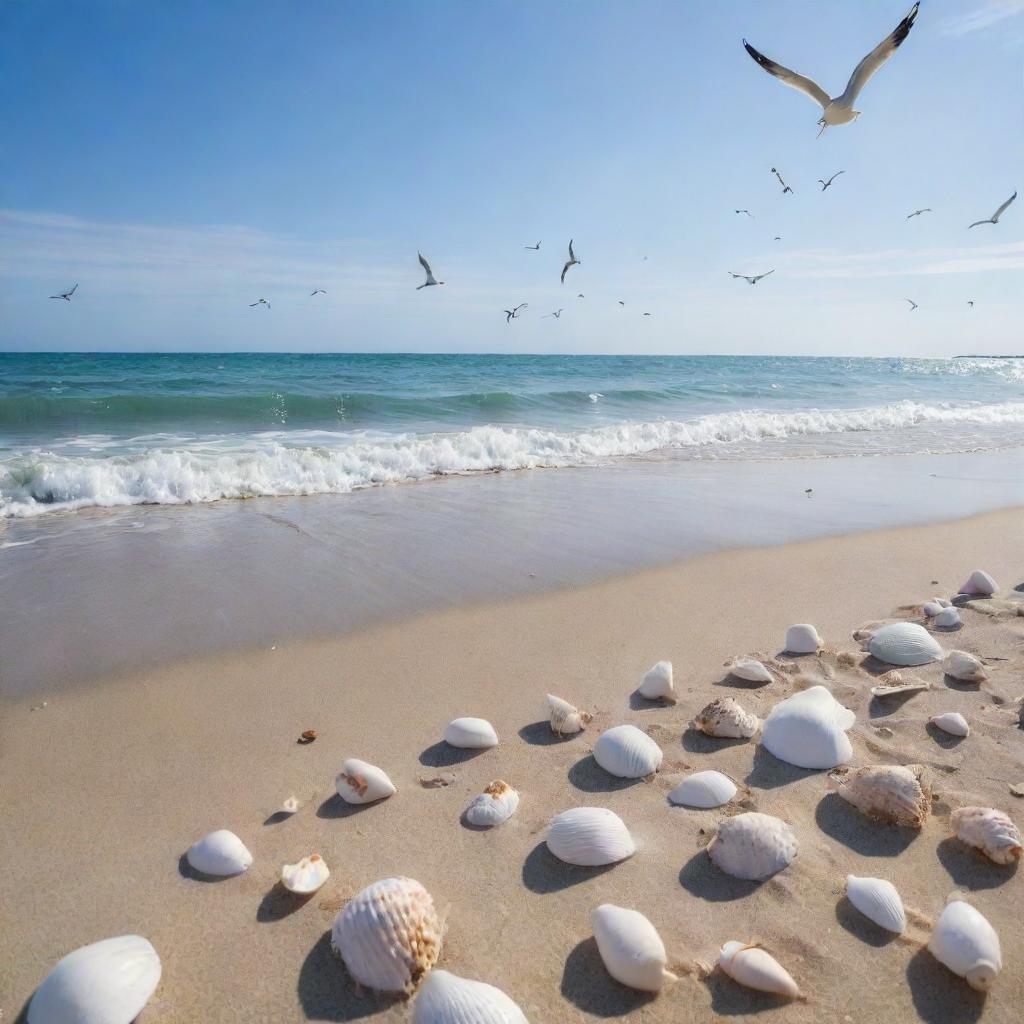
[968,219,989,229]
[838,2,920,107]
[728,272,743,279]
[743,40,829,109]
[418,252,434,277]
[568,239,575,261]
[68,283,78,296]
[560,260,571,284]
[992,191,1017,222]
[755,270,776,283]
[831,171,845,184]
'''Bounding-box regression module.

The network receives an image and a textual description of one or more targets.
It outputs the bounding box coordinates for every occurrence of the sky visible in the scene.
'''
[1,0,1022,356]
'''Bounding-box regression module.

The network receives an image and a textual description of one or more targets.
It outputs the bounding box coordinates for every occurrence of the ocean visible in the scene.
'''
[2,352,1024,518]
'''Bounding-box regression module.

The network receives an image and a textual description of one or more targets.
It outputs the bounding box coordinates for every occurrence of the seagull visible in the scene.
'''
[543,309,564,319]
[642,312,652,316]
[560,239,579,284]
[968,191,1017,229]
[906,298,918,311]
[818,171,845,191]
[525,241,541,250]
[729,270,775,285]
[310,289,326,296]
[735,209,754,218]
[249,298,270,309]
[577,293,585,298]
[967,300,974,308]
[771,168,794,194]
[743,3,920,137]
[774,236,782,241]
[504,303,527,323]
[49,283,77,301]
[906,208,932,219]
[618,300,626,306]
[416,252,444,289]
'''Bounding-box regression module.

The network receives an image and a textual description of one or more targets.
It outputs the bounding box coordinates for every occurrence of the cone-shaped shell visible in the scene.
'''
[547,807,636,866]
[728,658,774,684]
[959,570,998,597]
[941,650,987,683]
[547,694,590,735]
[692,697,759,739]
[591,905,674,992]
[281,854,330,894]
[834,764,931,828]
[331,877,441,993]
[638,661,675,701]
[707,812,797,881]
[928,900,1001,991]
[444,717,499,749]
[933,607,962,629]
[951,807,1022,865]
[464,781,520,827]
[930,712,970,737]
[866,623,943,666]
[845,876,907,934]
[668,770,737,809]
[186,829,253,876]
[28,935,161,1024]
[785,623,821,654]
[717,942,800,998]
[761,685,854,769]
[593,724,663,778]
[335,758,397,804]
[411,970,528,1024]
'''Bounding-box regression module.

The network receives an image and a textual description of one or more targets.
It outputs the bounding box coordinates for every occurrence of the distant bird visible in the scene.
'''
[743,3,920,137]
[906,208,932,219]
[618,300,626,306]
[310,289,326,296]
[729,270,775,285]
[560,239,579,284]
[642,256,648,261]
[249,298,270,309]
[642,312,652,316]
[524,241,541,250]
[735,209,754,218]
[416,252,444,289]
[906,298,918,311]
[968,191,1017,229]
[504,303,527,323]
[49,283,77,301]
[577,293,585,298]
[818,171,845,191]
[543,309,564,319]
[771,168,794,194]
[773,236,782,241]
[967,300,974,308]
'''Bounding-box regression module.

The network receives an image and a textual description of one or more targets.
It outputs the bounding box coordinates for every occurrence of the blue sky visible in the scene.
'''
[1,0,1021,355]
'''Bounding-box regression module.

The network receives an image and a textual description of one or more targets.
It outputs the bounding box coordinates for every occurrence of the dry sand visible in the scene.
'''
[2,508,1023,1023]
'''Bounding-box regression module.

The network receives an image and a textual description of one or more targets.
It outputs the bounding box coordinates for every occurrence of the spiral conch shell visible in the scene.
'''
[692,697,759,739]
[547,694,591,735]
[464,781,520,827]
[950,807,1022,865]
[928,899,1002,991]
[717,941,800,998]
[591,904,676,992]
[707,812,797,881]
[638,661,675,702]
[832,764,931,828]
[335,758,397,804]
[411,970,528,1023]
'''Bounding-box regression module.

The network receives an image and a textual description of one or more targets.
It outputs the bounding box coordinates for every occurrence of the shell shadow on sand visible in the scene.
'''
[814,793,918,857]
[834,895,899,948]
[418,741,487,768]
[177,852,238,883]
[704,971,796,1016]
[935,836,1018,890]
[744,743,824,790]
[681,728,751,756]
[518,720,577,746]
[560,937,656,1016]
[521,840,619,894]
[925,721,966,749]
[257,882,316,923]
[297,931,402,1021]
[713,672,771,691]
[678,849,762,903]
[628,689,676,711]
[316,794,378,820]
[568,754,643,793]
[905,947,986,1024]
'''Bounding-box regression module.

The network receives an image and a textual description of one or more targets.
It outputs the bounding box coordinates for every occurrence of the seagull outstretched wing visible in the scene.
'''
[839,3,920,107]
[743,40,829,109]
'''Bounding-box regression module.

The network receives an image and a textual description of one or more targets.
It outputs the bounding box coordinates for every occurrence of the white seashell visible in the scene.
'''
[785,623,821,654]
[28,935,161,1024]
[547,694,591,735]
[638,660,675,701]
[444,717,499,748]
[668,770,737,809]
[959,569,998,597]
[593,724,663,778]
[186,829,253,876]
[936,597,952,607]
[928,900,1002,991]
[591,904,675,992]
[464,780,520,827]
[922,601,944,618]
[833,764,931,828]
[717,941,800,998]
[692,697,759,739]
[866,622,944,666]
[412,970,528,1024]
[761,685,854,769]
[950,807,1023,865]
[546,807,636,866]
[335,758,397,804]
[281,854,330,894]
[929,712,970,737]
[727,658,774,684]
[845,875,907,934]
[933,607,962,629]
[870,676,930,698]
[707,812,797,881]
[281,795,301,815]
[331,877,441,993]
[941,650,987,683]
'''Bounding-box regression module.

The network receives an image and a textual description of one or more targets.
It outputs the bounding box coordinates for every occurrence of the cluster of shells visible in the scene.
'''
[23,568,1020,1020]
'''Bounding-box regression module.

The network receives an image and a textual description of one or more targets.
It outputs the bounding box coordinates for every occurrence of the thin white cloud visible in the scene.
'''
[940,0,1024,36]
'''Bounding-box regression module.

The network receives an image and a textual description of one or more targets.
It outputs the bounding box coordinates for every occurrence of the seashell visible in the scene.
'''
[941,650,987,683]
[933,608,962,629]
[845,875,907,934]
[547,694,591,735]
[717,941,800,998]
[959,570,998,597]
[866,622,944,666]
[638,660,675,702]
[331,877,441,993]
[335,758,397,804]
[546,806,636,866]
[707,812,797,881]
[950,807,1023,865]
[936,597,952,607]
[281,795,301,814]
[727,658,774,684]
[870,676,930,698]
[298,729,317,744]
[785,623,821,654]
[591,904,676,992]
[281,854,330,894]
[761,685,854,769]
[929,712,970,737]
[692,697,759,739]
[186,829,253,876]
[668,770,737,809]
[833,764,931,828]
[923,601,944,618]
[411,970,528,1024]
[27,935,161,1024]
[464,780,520,827]
[593,724,663,778]
[928,900,1001,991]
[444,717,499,749]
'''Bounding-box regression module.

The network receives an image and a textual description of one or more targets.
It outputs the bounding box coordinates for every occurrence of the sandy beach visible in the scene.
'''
[2,508,1022,1023]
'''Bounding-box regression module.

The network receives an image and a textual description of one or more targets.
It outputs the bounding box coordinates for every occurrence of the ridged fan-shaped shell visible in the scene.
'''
[707,812,797,881]
[411,970,528,1024]
[928,900,1002,992]
[593,724,663,778]
[547,694,590,735]
[692,697,759,739]
[335,759,397,804]
[834,764,931,828]
[186,829,253,876]
[717,942,800,997]
[464,781,520,827]
[941,650,987,683]
[638,661,675,701]
[668,770,737,809]
[761,685,854,769]
[951,807,1022,865]
[444,718,499,749]
[785,623,821,654]
[930,712,970,737]
[866,623,944,666]
[845,875,906,934]
[546,807,636,866]
[591,905,674,992]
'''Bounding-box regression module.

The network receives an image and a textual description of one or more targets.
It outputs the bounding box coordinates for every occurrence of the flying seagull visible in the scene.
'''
[618,300,626,306]
[743,3,920,137]
[504,303,527,323]
[729,270,775,285]
[642,312,652,316]
[310,289,326,296]
[249,298,270,309]
[543,309,564,319]
[49,283,78,301]
[967,300,974,308]
[774,235,782,241]
[906,298,918,311]
[906,208,932,219]
[771,168,794,194]
[818,171,845,191]
[577,293,585,298]
[735,209,754,218]
[968,191,1017,229]
[416,252,444,289]
[560,239,579,284]
[524,241,541,250]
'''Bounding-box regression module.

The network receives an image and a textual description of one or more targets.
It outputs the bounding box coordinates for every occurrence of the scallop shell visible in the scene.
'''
[928,900,1002,991]
[547,694,591,735]
[933,608,962,629]
[929,712,970,737]
[593,724,663,778]
[692,697,759,739]
[668,770,737,809]
[27,935,161,1024]
[638,660,675,702]
[950,806,1023,865]
[727,658,774,684]
[865,622,944,666]
[411,970,528,1024]
[331,877,441,993]
[335,758,397,804]
[959,570,998,596]
[717,941,800,998]
[761,685,854,769]
[546,807,636,866]
[591,904,675,992]
[833,764,931,828]
[845,875,907,934]
[444,717,499,749]
[186,829,253,876]
[464,780,520,827]
[941,650,987,683]
[281,854,330,894]
[707,812,797,881]
[785,623,821,654]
